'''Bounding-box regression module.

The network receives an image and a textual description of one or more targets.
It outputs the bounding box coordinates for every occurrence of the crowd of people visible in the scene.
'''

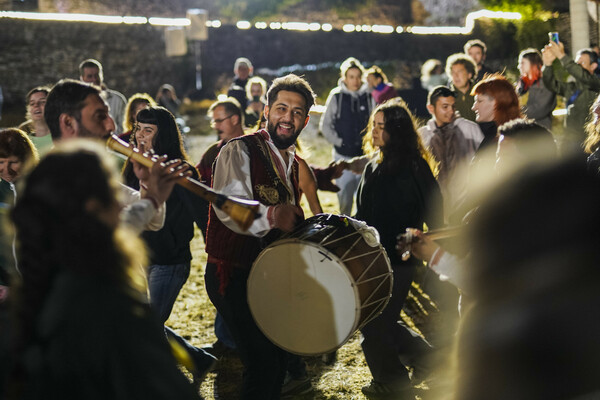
[1,32,600,400]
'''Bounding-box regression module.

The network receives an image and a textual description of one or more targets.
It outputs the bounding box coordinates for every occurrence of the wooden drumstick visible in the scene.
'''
[106,134,260,232]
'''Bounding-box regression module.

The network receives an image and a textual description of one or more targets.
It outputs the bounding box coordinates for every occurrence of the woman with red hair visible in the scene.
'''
[471,73,524,151]
[516,48,556,130]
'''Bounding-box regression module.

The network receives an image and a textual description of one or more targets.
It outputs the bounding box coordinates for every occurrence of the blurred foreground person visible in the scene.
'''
[454,155,600,400]
[5,140,201,399]
[356,100,443,399]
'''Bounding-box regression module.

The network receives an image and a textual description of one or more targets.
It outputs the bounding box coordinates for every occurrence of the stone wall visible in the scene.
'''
[0,17,478,109]
[0,18,193,106]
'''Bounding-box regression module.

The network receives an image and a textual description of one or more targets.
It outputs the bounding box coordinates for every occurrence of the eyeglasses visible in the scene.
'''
[210,114,234,126]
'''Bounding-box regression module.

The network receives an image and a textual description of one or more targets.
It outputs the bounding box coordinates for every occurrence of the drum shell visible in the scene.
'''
[248,214,393,355]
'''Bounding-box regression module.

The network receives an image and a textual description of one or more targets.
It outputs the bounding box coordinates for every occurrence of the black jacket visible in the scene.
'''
[355,155,443,265]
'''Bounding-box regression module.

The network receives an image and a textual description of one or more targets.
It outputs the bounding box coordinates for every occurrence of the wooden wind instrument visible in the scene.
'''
[106,135,260,232]
[397,226,462,261]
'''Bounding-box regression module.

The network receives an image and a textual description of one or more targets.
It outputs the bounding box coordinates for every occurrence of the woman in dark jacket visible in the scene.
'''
[122,106,215,383]
[355,99,443,398]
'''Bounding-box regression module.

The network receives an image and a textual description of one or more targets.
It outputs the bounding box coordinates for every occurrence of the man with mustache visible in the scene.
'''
[204,74,316,399]
[44,79,185,233]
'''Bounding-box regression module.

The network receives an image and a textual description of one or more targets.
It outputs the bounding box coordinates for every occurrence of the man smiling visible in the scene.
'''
[205,74,316,399]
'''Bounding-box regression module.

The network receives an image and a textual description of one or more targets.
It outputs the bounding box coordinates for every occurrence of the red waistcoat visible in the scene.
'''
[205,132,302,272]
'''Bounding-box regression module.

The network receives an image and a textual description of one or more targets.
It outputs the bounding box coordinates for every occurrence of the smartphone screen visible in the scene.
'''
[549,32,559,43]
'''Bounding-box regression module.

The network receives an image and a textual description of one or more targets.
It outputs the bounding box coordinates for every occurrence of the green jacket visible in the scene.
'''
[543,55,600,146]
[451,84,477,122]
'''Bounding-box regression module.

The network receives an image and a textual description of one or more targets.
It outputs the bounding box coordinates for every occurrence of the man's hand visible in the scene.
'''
[542,45,557,66]
[271,204,303,232]
[547,40,565,59]
[137,156,191,206]
[328,160,347,179]
[401,228,440,263]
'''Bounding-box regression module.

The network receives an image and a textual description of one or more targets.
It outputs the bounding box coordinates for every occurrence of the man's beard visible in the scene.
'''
[78,122,110,140]
[267,121,301,150]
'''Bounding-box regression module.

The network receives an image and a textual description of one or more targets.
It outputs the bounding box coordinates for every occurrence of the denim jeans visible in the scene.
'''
[147,262,216,373]
[147,262,190,323]
[333,151,361,216]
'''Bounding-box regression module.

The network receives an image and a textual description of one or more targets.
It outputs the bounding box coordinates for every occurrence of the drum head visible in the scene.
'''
[248,239,361,355]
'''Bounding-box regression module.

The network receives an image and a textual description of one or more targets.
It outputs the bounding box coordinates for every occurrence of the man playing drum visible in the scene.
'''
[203,74,316,399]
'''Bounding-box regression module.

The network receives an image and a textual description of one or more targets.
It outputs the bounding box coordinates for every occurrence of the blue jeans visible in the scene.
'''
[333,151,361,216]
[147,262,190,323]
[147,262,216,372]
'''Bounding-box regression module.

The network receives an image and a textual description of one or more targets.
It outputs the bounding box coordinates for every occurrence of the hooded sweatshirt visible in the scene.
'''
[320,79,375,157]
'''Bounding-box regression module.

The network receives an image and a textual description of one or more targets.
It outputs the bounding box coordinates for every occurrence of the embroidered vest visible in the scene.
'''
[205,132,302,268]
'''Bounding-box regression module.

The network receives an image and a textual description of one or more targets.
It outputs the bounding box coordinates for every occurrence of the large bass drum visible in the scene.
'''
[247,214,393,355]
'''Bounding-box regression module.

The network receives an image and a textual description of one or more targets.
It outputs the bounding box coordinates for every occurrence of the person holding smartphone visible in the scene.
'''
[542,35,600,154]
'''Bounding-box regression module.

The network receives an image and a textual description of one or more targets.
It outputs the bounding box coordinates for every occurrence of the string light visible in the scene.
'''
[0,9,522,35]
